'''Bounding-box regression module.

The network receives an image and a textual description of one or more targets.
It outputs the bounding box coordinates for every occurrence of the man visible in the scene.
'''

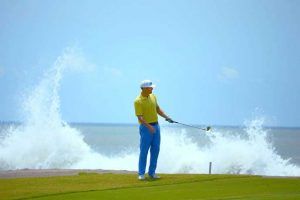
[134,80,173,180]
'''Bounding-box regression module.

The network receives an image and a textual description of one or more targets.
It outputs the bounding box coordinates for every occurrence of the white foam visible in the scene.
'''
[0,49,299,176]
[157,122,300,176]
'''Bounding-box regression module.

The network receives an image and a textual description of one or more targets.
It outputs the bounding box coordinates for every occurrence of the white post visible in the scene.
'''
[209,162,212,174]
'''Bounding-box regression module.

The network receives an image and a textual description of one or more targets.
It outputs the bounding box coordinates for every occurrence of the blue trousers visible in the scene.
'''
[138,124,160,176]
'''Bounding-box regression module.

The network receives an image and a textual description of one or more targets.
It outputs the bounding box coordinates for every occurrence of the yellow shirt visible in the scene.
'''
[134,94,159,124]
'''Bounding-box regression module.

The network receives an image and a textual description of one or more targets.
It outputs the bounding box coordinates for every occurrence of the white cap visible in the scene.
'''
[140,80,156,88]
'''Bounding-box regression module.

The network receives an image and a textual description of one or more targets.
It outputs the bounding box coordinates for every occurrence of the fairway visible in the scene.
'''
[1,173,300,200]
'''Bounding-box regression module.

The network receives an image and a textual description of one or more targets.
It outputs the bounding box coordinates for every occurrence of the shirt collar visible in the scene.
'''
[140,94,150,99]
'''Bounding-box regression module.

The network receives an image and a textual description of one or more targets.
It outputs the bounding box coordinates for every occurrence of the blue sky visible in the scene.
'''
[1,0,299,127]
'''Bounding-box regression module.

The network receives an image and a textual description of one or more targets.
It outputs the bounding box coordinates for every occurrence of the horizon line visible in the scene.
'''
[0,120,299,129]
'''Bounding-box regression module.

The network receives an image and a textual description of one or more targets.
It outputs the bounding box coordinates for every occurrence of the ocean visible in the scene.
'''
[0,122,300,176]
[64,123,300,173]
[0,50,299,176]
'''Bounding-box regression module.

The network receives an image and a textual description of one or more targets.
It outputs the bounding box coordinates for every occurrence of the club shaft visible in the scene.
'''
[175,122,206,131]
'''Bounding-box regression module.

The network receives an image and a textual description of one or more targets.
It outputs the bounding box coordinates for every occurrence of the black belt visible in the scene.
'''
[149,122,158,125]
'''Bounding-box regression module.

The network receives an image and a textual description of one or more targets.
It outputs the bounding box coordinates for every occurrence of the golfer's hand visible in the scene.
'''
[166,118,175,123]
[148,126,156,133]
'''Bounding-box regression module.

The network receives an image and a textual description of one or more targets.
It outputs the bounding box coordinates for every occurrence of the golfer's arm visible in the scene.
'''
[137,115,153,129]
[157,106,170,119]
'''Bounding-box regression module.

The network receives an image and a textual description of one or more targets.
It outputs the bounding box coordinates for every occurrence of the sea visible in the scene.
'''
[0,50,299,176]
[0,122,300,176]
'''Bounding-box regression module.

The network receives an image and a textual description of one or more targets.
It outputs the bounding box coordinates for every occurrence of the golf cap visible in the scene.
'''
[140,80,156,88]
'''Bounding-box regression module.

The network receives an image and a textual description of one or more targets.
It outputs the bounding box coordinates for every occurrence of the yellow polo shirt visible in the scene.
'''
[134,94,159,124]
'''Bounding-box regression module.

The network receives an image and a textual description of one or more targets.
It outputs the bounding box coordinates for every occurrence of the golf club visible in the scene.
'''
[166,119,211,131]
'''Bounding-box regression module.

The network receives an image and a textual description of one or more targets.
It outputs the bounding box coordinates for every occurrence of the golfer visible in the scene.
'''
[134,80,173,180]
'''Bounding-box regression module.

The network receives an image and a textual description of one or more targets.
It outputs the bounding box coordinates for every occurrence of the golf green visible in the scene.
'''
[1,173,300,200]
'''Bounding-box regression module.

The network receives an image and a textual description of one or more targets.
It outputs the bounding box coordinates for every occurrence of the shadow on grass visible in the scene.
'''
[140,177,162,182]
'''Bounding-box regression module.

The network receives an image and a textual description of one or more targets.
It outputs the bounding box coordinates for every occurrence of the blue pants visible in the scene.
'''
[138,124,160,176]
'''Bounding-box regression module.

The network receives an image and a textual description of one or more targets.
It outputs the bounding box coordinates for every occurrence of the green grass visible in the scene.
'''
[1,173,300,200]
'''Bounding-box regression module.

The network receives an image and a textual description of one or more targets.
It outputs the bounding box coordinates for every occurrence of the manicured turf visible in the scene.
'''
[1,173,300,200]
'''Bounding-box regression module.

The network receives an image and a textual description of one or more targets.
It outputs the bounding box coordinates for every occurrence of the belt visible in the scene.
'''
[149,122,158,125]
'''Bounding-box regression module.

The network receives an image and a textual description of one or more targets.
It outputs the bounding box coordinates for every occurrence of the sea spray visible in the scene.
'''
[0,49,139,171]
[0,49,95,169]
[158,122,300,176]
[0,49,300,176]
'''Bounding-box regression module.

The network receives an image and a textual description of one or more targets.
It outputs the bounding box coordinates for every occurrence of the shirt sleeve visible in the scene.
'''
[134,100,143,116]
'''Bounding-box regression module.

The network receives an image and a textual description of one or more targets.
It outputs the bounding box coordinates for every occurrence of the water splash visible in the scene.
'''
[0,49,137,170]
[158,121,300,176]
[0,49,299,176]
[0,48,95,169]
